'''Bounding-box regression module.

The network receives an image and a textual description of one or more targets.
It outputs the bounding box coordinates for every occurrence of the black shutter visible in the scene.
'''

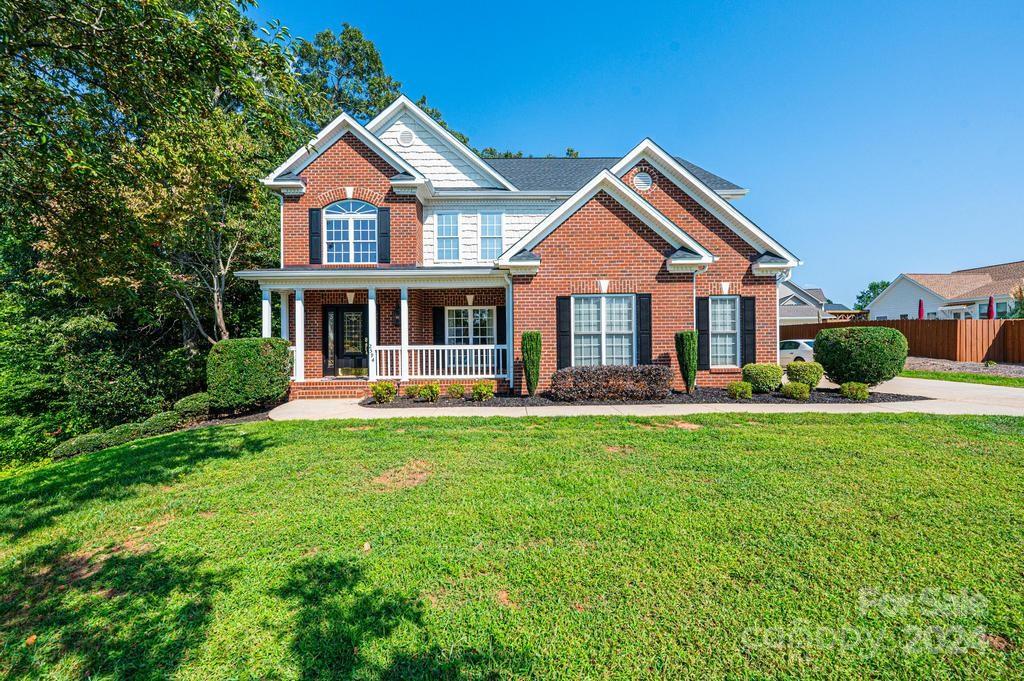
[432,307,445,344]
[556,296,571,369]
[308,208,322,265]
[637,294,652,364]
[696,297,710,370]
[496,305,506,345]
[741,296,756,366]
[377,207,391,264]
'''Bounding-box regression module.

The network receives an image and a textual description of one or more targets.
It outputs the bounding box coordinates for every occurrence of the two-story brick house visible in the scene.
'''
[237,96,800,397]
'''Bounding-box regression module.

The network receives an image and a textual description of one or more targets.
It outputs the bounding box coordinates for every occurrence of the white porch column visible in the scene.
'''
[279,291,290,341]
[294,288,305,381]
[261,289,272,338]
[506,280,514,389]
[367,287,378,381]
[399,286,409,381]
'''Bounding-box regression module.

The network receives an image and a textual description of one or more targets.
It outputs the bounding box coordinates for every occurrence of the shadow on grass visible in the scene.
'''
[277,557,531,679]
[0,427,273,541]
[0,539,226,678]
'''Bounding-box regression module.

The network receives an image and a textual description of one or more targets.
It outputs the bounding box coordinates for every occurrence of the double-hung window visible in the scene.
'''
[571,295,635,366]
[446,307,495,345]
[479,212,504,261]
[324,200,377,264]
[436,213,460,261]
[709,296,740,367]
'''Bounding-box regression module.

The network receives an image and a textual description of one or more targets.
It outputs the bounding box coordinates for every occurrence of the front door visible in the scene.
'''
[323,304,368,376]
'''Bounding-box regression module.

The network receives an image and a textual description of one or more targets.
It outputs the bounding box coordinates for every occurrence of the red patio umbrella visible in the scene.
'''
[988,295,996,319]
[918,299,925,320]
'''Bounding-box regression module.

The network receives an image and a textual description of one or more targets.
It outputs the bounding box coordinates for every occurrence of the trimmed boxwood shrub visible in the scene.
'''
[51,432,111,460]
[420,382,441,403]
[174,392,211,421]
[405,384,422,399]
[207,337,291,411]
[105,422,146,447]
[371,382,398,404]
[549,365,672,402]
[471,381,495,402]
[742,363,783,394]
[675,331,698,394]
[786,361,824,390]
[781,382,811,401]
[522,331,542,397]
[814,327,908,386]
[447,383,465,399]
[727,381,753,400]
[137,410,181,437]
[840,382,870,401]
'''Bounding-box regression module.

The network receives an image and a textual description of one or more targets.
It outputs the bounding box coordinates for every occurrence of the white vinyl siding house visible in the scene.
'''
[867,278,946,320]
[421,203,554,266]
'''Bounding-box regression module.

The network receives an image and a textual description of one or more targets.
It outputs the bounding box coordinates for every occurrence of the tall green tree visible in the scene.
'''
[855,280,891,310]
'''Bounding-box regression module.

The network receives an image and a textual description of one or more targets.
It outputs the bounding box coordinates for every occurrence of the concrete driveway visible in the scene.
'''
[269,376,1024,421]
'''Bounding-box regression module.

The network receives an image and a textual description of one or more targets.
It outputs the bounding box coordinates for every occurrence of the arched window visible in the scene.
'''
[323,200,377,264]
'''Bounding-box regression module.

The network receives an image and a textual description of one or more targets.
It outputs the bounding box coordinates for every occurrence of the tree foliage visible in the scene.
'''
[855,280,891,310]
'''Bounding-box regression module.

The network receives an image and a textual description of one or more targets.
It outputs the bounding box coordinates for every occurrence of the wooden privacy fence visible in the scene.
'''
[780,319,1024,363]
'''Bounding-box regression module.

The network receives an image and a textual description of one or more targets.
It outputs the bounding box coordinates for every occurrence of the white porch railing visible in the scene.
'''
[374,345,508,379]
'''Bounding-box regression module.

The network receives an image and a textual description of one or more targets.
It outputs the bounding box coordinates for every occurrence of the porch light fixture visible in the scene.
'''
[392,304,401,327]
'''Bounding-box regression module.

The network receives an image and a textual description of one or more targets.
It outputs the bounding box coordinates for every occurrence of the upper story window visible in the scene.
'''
[572,295,635,366]
[710,296,740,367]
[436,213,460,261]
[479,212,504,261]
[324,200,377,264]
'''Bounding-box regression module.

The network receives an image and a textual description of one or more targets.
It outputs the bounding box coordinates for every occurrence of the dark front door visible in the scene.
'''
[323,304,368,376]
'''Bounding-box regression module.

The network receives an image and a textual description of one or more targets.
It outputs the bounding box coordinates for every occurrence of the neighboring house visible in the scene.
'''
[237,96,800,397]
[867,260,1024,320]
[778,281,833,326]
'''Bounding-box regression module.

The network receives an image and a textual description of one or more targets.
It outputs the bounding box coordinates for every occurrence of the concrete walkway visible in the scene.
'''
[269,377,1024,420]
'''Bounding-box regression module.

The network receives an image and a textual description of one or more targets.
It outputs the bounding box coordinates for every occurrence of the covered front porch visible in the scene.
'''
[246,269,514,394]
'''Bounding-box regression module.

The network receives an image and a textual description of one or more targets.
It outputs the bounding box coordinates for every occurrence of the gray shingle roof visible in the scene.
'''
[482,157,742,192]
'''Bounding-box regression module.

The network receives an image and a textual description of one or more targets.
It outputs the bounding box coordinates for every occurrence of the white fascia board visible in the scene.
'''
[261,112,424,185]
[366,95,518,191]
[610,139,800,266]
[497,170,715,267]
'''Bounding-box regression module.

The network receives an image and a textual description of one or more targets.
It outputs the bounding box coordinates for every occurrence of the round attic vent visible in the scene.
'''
[633,172,653,191]
[397,129,415,147]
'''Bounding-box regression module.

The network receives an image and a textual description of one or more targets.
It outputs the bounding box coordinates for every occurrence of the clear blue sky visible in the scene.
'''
[248,0,1023,305]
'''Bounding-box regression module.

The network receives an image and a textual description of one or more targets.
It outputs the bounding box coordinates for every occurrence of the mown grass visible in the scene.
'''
[901,369,1024,389]
[1,414,1022,679]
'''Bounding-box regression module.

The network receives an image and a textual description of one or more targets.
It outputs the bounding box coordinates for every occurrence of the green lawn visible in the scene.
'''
[2,415,1022,679]
[901,369,1024,389]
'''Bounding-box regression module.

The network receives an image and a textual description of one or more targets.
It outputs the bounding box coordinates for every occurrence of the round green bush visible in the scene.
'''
[840,382,870,401]
[207,338,291,411]
[137,410,181,437]
[420,382,441,403]
[781,381,811,401]
[105,422,146,447]
[371,382,398,404]
[785,361,824,390]
[814,327,907,387]
[726,381,753,400]
[51,431,111,460]
[174,392,211,421]
[471,381,495,402]
[405,384,422,399]
[447,383,465,399]
[741,363,783,393]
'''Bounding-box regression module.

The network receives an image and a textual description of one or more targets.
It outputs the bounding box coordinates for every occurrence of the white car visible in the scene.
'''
[779,339,815,366]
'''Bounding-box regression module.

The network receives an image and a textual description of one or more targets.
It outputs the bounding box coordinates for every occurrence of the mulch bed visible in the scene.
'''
[362,388,931,409]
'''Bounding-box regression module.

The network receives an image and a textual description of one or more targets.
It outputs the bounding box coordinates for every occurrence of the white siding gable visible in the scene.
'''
[377,113,497,188]
[422,202,557,266]
[868,278,947,319]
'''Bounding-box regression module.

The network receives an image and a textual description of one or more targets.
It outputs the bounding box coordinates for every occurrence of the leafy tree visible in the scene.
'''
[855,280,891,310]
[565,147,580,158]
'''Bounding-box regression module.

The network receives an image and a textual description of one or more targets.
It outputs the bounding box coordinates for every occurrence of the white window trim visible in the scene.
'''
[569,294,638,367]
[323,201,378,264]
[709,295,741,369]
[444,306,497,345]
[478,211,504,262]
[435,212,461,263]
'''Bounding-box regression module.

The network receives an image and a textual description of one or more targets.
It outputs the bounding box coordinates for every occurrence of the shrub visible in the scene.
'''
[727,381,753,400]
[173,392,210,421]
[51,431,111,459]
[742,363,783,393]
[420,382,441,403]
[814,327,908,386]
[447,383,465,399]
[781,382,811,401]
[405,384,422,399]
[675,331,698,393]
[471,381,495,402]
[207,338,290,410]
[549,365,672,402]
[786,361,824,390]
[137,410,181,437]
[521,331,542,397]
[371,382,398,404]
[984,359,998,367]
[840,382,870,401]
[105,422,146,447]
